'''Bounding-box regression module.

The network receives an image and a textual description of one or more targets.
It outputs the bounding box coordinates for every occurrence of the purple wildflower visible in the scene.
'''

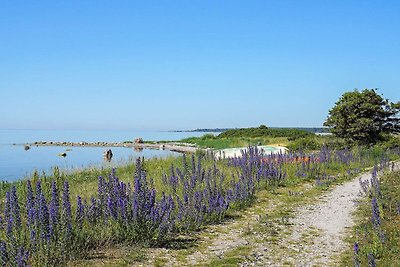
[49,181,60,223]
[371,198,381,228]
[26,180,34,214]
[16,246,29,267]
[0,241,8,266]
[107,196,117,220]
[10,186,21,230]
[367,253,376,267]
[62,181,72,239]
[76,196,85,228]
[353,242,360,267]
[353,242,359,254]
[87,197,99,224]
[98,176,106,218]
[38,193,50,240]
[4,192,10,223]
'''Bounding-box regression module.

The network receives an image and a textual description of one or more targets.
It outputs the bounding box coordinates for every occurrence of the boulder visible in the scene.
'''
[134,138,144,144]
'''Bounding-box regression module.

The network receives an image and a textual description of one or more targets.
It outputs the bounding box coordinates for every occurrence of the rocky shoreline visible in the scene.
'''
[24,141,200,154]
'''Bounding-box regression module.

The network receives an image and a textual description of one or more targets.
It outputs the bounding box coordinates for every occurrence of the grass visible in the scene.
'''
[67,244,148,267]
[340,169,400,266]
[204,244,253,267]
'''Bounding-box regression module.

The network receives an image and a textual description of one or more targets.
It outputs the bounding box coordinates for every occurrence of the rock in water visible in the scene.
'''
[104,149,113,161]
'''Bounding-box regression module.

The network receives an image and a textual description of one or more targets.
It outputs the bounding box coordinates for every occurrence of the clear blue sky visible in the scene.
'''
[1,1,399,131]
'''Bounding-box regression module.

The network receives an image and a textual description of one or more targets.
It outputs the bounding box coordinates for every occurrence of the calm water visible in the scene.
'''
[0,129,216,182]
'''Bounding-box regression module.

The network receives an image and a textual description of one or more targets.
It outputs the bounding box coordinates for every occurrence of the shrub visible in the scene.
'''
[287,137,320,151]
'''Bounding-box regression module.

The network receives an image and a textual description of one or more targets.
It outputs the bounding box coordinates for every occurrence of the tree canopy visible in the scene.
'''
[324,89,400,145]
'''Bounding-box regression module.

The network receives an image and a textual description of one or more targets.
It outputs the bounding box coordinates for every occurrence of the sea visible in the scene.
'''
[0,129,216,182]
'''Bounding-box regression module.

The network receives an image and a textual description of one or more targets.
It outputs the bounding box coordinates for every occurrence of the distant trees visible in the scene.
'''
[324,89,400,145]
[218,125,312,140]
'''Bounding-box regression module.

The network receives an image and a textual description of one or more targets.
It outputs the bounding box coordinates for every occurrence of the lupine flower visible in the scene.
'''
[353,242,359,254]
[98,175,106,214]
[4,192,11,223]
[10,186,21,230]
[367,253,376,267]
[87,197,99,224]
[107,196,117,220]
[38,193,50,240]
[29,229,37,253]
[26,181,34,215]
[49,181,60,226]
[33,181,43,226]
[35,181,42,200]
[370,166,381,198]
[0,241,8,266]
[371,198,381,228]
[353,242,360,267]
[359,178,370,196]
[26,183,36,233]
[76,196,85,228]
[6,216,13,238]
[118,197,127,221]
[16,246,29,267]
[62,181,72,240]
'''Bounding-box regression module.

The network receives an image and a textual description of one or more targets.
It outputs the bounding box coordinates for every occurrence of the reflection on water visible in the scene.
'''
[134,147,144,152]
[0,145,179,182]
[0,129,221,182]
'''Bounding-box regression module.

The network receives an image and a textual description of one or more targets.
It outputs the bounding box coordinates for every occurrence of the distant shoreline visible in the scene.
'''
[172,127,330,134]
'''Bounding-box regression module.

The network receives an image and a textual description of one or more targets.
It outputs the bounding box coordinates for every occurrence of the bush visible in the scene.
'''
[287,137,320,151]
[201,134,217,140]
[379,135,400,149]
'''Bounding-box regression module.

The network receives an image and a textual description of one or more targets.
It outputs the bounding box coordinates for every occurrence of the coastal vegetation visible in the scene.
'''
[340,167,400,266]
[218,125,313,140]
[180,125,315,150]
[180,133,287,150]
[0,144,399,266]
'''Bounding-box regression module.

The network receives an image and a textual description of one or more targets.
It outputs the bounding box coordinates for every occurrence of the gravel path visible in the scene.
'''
[275,173,366,266]
[242,164,398,267]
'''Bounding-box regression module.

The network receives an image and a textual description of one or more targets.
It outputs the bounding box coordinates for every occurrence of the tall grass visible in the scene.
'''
[342,163,400,266]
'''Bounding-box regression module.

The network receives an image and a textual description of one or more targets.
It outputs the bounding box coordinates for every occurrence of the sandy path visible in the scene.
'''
[270,173,366,266]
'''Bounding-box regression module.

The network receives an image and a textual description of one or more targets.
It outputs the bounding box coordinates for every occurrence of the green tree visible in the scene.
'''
[324,89,400,145]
